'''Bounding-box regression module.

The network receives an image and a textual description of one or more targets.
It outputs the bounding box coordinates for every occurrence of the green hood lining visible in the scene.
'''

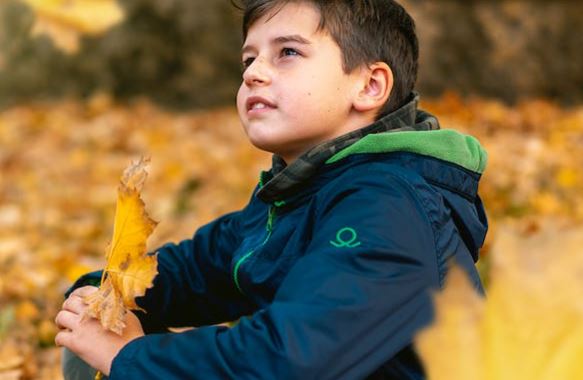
[325,129,488,174]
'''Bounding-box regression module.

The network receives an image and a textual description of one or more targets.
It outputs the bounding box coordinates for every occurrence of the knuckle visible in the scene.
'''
[65,289,95,311]
[62,297,78,312]
[76,285,99,296]
[62,297,71,310]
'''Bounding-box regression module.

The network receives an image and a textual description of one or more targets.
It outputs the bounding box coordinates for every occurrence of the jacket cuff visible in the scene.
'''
[64,270,103,298]
[109,335,144,379]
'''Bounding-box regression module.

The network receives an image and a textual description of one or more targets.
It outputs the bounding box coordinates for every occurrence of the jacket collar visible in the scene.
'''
[257,92,439,204]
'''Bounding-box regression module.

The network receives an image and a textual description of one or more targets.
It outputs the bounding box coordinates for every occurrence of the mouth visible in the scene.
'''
[246,96,277,114]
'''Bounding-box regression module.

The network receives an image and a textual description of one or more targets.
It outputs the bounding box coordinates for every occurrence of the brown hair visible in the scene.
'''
[233,0,419,117]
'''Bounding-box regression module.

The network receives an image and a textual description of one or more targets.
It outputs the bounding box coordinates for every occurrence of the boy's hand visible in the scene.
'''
[55,286,145,376]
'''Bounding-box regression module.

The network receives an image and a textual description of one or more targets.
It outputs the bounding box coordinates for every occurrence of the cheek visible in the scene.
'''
[236,85,247,118]
[298,88,343,118]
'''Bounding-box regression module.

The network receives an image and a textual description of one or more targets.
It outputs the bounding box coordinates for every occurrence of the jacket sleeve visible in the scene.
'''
[67,210,254,332]
[109,176,442,379]
[134,210,256,330]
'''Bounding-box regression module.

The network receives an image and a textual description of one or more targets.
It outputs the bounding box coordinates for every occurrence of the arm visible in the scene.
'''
[107,176,443,379]
[56,210,257,374]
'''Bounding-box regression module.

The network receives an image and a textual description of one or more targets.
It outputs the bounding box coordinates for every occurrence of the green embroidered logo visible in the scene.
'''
[330,227,361,248]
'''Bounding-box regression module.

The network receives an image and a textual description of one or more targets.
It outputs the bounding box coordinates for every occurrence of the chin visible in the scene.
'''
[250,138,295,160]
[245,128,276,151]
[248,139,279,155]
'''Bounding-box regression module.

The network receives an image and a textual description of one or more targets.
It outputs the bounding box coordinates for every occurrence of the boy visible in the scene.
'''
[56,0,488,379]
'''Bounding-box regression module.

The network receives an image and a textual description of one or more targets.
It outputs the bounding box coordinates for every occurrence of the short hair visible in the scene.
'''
[233,0,419,117]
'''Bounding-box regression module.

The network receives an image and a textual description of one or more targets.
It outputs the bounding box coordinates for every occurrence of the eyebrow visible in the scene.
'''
[241,34,312,55]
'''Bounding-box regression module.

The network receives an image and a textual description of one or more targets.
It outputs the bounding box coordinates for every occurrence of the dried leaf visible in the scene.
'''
[415,266,484,380]
[83,158,158,335]
[416,224,583,380]
[20,0,125,53]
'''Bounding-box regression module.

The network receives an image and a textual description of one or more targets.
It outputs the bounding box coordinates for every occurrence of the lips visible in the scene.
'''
[246,96,277,113]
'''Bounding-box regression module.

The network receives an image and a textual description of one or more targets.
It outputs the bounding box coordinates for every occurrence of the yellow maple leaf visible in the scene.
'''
[415,223,583,380]
[20,0,125,53]
[83,157,158,335]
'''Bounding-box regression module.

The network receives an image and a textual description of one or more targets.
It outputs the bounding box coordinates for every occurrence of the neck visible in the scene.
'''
[282,111,377,164]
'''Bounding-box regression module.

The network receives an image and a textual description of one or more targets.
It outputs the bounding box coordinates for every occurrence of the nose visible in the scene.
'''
[242,56,272,86]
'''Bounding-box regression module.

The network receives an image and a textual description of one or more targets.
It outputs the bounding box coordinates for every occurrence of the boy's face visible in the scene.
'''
[237,2,366,164]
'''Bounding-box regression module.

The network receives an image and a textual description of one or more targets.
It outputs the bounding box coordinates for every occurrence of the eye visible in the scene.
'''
[280,47,299,57]
[242,57,255,71]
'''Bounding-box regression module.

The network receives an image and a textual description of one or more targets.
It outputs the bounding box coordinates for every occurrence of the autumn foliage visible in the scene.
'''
[417,225,583,380]
[0,94,582,379]
[83,158,158,335]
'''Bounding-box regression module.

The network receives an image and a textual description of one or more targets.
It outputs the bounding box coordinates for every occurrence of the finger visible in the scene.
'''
[62,294,88,314]
[70,285,99,298]
[55,329,72,348]
[55,310,81,331]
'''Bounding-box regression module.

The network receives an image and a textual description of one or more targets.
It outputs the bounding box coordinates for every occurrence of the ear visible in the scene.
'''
[352,62,393,113]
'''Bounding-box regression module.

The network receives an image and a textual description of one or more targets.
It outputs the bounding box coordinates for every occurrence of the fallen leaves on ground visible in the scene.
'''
[0,93,581,378]
[83,158,158,335]
[0,95,269,379]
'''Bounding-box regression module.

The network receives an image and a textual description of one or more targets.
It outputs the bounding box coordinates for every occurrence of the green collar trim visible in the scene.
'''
[326,129,488,174]
[259,171,270,188]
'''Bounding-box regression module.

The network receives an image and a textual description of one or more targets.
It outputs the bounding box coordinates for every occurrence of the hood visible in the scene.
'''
[326,129,487,174]
[327,128,489,261]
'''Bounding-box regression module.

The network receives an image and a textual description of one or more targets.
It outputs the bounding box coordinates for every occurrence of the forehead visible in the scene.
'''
[244,2,323,43]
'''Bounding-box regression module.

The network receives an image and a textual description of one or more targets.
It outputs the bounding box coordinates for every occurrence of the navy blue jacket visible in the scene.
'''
[71,107,488,379]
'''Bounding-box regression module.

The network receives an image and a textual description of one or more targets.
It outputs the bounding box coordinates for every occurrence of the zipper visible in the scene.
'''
[233,206,276,294]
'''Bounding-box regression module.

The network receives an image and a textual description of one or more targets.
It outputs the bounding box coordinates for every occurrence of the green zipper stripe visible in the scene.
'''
[233,250,254,293]
[233,207,275,294]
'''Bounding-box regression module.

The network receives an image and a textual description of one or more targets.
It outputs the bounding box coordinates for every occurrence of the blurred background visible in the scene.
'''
[0,0,582,378]
[1,0,583,108]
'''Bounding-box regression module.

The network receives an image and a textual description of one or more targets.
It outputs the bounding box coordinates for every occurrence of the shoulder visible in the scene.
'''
[305,156,444,284]
[316,154,438,213]
[309,158,441,247]
[313,154,451,248]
